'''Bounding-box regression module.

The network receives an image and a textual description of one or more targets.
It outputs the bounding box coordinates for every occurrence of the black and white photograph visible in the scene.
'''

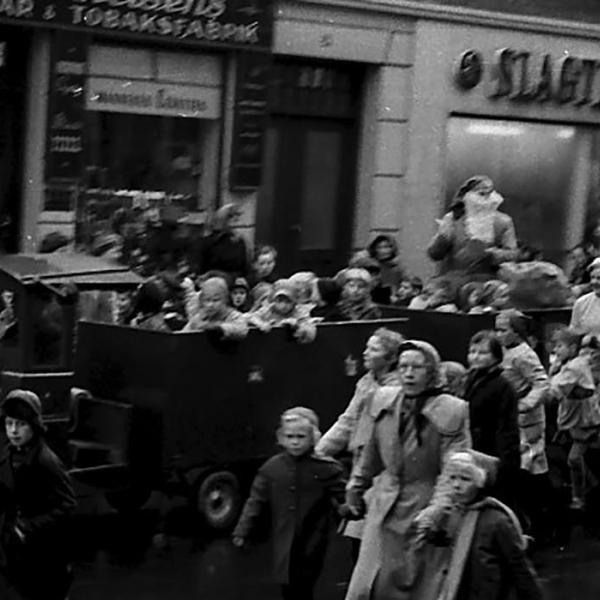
[1,1,600,598]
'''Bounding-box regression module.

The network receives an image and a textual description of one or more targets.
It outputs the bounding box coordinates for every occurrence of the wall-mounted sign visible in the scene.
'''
[454,47,600,108]
[86,78,221,119]
[45,31,87,185]
[229,52,270,191]
[0,0,273,51]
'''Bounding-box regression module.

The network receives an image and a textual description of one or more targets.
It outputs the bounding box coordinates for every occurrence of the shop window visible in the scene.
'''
[446,117,600,266]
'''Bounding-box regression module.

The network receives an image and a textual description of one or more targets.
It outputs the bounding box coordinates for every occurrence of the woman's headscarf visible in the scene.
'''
[398,339,444,390]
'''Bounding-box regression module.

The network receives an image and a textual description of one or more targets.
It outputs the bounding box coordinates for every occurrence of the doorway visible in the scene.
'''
[258,116,357,275]
[256,59,362,276]
[0,26,29,252]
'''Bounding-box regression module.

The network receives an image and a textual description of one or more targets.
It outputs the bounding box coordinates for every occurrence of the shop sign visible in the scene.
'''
[0,0,273,51]
[229,52,270,191]
[45,31,87,187]
[86,78,221,119]
[455,48,600,108]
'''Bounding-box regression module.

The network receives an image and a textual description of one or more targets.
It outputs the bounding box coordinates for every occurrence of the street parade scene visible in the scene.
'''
[5,1,600,599]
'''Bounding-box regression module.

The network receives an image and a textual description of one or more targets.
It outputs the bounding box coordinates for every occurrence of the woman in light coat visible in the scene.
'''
[315,327,404,560]
[345,340,472,600]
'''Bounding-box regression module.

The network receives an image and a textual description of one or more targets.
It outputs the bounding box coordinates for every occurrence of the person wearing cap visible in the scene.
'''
[344,340,471,600]
[418,450,542,600]
[229,277,252,313]
[233,406,347,600]
[495,309,551,539]
[336,268,382,321]
[0,389,77,600]
[316,328,404,562]
[428,176,518,286]
[247,279,317,343]
[182,276,248,340]
[570,256,600,338]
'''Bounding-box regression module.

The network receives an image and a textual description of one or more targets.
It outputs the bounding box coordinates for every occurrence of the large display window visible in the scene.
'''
[75,45,223,263]
[446,117,600,265]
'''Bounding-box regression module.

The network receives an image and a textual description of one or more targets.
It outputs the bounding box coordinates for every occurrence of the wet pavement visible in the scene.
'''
[66,490,600,600]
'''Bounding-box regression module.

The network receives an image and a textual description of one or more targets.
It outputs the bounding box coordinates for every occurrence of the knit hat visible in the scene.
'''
[273,279,298,303]
[348,252,381,274]
[231,277,249,291]
[340,267,372,286]
[2,389,46,433]
[444,449,499,488]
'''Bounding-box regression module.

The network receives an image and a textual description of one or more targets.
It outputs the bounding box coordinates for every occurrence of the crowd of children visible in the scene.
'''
[231,331,552,600]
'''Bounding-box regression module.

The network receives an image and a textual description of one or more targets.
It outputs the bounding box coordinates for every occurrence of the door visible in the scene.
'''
[0,27,29,252]
[257,115,357,275]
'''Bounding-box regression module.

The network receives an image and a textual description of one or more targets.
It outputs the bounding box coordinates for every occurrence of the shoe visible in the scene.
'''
[569,497,585,510]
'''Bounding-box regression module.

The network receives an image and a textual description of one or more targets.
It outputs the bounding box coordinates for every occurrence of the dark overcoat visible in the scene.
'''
[464,366,521,488]
[0,439,77,600]
[233,452,345,584]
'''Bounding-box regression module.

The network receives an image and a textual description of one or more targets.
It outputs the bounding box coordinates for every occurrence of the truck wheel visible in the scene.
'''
[195,471,241,530]
[105,486,151,512]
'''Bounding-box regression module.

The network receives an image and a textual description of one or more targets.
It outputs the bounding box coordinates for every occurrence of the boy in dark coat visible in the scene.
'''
[0,389,77,600]
[233,407,346,600]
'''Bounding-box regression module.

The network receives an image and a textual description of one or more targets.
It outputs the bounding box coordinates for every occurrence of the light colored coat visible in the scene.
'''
[345,387,471,600]
[501,342,549,474]
[316,370,401,537]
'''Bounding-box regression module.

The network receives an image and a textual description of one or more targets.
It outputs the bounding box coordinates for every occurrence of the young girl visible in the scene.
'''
[0,390,77,600]
[233,407,346,600]
[548,326,600,509]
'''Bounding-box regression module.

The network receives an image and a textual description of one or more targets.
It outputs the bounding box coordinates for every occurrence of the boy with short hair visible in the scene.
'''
[0,389,77,600]
[233,407,347,600]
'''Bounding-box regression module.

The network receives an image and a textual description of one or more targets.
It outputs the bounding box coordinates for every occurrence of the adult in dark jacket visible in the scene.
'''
[197,203,248,279]
[464,330,520,507]
[0,390,77,600]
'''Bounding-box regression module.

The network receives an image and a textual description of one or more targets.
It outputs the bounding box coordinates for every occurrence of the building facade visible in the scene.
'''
[4,1,600,278]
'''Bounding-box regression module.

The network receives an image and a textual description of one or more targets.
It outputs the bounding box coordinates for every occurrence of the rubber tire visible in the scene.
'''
[105,486,152,512]
[195,471,241,531]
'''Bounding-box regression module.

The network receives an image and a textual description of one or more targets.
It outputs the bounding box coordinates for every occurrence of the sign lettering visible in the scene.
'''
[0,0,273,50]
[456,47,600,109]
